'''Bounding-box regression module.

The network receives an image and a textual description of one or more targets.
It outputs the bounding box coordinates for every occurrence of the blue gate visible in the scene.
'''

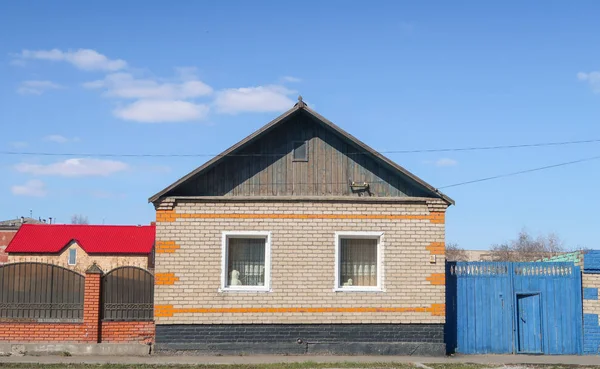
[446,262,583,355]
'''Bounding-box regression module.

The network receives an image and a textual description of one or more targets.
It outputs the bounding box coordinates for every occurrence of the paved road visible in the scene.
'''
[1,354,599,365]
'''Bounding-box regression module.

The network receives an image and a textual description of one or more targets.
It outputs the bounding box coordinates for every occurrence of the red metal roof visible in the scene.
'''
[5,224,155,254]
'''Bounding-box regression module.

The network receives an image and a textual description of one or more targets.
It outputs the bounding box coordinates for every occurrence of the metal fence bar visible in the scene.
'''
[0,262,84,321]
[101,266,154,321]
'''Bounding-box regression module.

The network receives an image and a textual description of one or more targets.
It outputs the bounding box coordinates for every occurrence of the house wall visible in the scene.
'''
[0,230,17,264]
[8,242,149,273]
[583,251,600,355]
[153,197,447,355]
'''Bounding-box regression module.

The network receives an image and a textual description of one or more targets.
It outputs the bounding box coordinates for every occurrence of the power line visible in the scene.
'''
[438,155,600,189]
[382,138,600,154]
[2,138,600,158]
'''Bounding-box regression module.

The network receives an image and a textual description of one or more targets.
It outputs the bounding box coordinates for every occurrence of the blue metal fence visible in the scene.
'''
[446,262,583,355]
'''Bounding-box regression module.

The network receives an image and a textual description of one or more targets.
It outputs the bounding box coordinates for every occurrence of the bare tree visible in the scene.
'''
[489,243,516,262]
[489,229,565,262]
[71,214,89,225]
[446,243,469,261]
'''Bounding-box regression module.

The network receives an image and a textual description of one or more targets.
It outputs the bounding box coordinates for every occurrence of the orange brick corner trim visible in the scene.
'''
[155,273,180,285]
[155,305,176,317]
[426,242,445,255]
[156,210,176,222]
[426,273,445,285]
[156,241,180,254]
[154,304,445,318]
[429,212,445,224]
[430,303,445,316]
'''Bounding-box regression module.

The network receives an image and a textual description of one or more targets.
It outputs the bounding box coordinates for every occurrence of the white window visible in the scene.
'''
[334,232,383,292]
[221,232,271,292]
[68,248,77,265]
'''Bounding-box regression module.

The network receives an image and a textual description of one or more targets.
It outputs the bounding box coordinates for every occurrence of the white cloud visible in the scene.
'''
[435,158,458,167]
[43,134,79,144]
[11,180,47,197]
[578,71,600,93]
[17,80,63,95]
[84,72,212,99]
[281,76,302,83]
[16,48,127,71]
[9,141,28,149]
[10,59,27,67]
[114,100,210,123]
[215,85,296,114]
[15,158,128,177]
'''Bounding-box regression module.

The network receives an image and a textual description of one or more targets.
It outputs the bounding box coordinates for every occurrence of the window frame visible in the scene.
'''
[67,248,77,265]
[220,231,272,292]
[292,140,309,162]
[334,231,384,292]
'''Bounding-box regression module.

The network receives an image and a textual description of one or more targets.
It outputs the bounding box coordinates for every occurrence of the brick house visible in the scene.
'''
[149,97,454,355]
[0,217,42,264]
[6,224,155,273]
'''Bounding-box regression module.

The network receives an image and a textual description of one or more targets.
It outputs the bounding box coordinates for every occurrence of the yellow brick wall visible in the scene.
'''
[8,242,149,274]
[583,274,600,315]
[154,198,448,325]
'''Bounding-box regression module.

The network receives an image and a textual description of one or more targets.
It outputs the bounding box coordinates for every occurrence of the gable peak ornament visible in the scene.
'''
[295,95,307,108]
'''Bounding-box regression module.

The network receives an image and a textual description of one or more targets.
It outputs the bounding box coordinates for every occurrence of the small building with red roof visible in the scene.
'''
[5,223,155,273]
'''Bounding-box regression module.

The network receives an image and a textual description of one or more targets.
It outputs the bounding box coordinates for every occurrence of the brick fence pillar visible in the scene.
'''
[83,263,103,343]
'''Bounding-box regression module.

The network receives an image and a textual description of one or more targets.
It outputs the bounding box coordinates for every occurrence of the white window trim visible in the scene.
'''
[68,248,77,266]
[220,231,272,292]
[334,231,384,292]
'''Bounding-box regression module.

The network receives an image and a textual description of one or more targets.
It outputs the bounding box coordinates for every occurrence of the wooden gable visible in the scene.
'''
[150,99,453,203]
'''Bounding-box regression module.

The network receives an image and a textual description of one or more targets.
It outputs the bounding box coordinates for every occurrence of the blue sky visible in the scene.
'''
[2,1,600,250]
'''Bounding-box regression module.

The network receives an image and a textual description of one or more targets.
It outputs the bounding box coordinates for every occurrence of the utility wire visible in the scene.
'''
[438,155,600,189]
[1,138,600,158]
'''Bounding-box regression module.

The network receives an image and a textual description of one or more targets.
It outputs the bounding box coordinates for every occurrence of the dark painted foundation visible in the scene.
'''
[155,324,445,356]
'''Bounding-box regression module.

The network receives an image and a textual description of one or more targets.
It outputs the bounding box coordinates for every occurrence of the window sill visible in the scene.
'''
[333,287,383,292]
[219,287,272,293]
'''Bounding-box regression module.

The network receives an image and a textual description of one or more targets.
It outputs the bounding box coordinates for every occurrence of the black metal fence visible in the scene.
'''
[0,262,84,321]
[101,266,154,321]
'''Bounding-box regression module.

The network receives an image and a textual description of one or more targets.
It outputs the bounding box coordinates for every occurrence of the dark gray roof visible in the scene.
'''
[149,98,454,205]
[0,217,43,229]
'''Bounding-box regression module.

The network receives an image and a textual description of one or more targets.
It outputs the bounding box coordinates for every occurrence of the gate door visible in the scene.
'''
[447,262,583,355]
[516,293,542,353]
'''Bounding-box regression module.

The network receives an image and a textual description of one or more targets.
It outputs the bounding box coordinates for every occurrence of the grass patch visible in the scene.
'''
[427,364,491,369]
[0,363,415,369]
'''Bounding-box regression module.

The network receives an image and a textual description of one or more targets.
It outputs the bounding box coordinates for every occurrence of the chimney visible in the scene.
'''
[20,216,24,224]
[49,217,53,224]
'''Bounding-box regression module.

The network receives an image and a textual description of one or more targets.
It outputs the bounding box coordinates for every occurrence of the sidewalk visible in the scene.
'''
[1,354,599,366]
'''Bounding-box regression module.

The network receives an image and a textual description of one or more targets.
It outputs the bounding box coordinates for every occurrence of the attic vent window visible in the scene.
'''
[293,140,308,161]
[68,248,77,265]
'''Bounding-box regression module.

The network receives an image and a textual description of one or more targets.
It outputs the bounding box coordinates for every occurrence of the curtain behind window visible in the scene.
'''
[340,238,377,286]
[227,238,265,286]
